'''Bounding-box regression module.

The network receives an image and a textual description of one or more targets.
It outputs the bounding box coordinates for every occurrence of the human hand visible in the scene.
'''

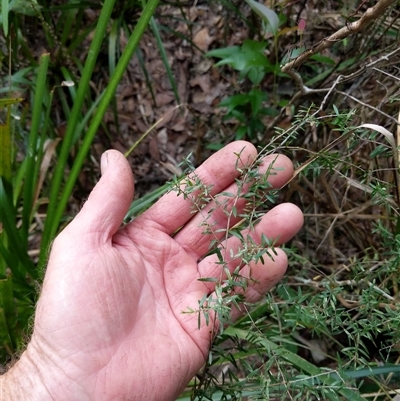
[1,141,303,401]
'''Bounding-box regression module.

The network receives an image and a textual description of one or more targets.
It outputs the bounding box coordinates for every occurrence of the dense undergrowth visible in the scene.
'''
[1,0,400,399]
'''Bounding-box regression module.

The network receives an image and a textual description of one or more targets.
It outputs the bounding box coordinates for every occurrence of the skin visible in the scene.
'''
[0,141,303,401]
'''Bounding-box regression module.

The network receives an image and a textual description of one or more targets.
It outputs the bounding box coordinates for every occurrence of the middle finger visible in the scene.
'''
[173,154,294,260]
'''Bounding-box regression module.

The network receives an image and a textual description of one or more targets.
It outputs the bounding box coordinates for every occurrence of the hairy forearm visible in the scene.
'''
[0,340,78,401]
[1,361,35,400]
[0,348,53,401]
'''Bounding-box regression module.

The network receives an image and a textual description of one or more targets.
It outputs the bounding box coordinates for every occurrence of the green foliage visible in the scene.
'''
[208,40,276,85]
[244,0,279,36]
[1,1,400,400]
[0,0,160,363]
[206,2,284,144]
[207,39,281,142]
[176,104,400,400]
[218,89,277,141]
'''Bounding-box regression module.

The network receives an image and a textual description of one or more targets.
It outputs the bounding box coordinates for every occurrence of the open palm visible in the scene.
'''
[29,141,303,401]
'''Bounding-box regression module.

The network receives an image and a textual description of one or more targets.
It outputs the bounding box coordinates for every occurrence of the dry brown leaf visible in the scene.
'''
[155,92,175,107]
[34,138,61,205]
[149,136,160,161]
[157,128,168,151]
[193,28,214,52]
[156,106,178,128]
[189,75,211,93]
[175,61,188,103]
[171,118,187,132]
[193,59,213,74]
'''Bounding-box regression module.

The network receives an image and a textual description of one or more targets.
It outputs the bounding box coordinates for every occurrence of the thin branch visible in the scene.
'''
[268,45,400,131]
[339,45,400,83]
[281,0,397,73]
[335,90,399,125]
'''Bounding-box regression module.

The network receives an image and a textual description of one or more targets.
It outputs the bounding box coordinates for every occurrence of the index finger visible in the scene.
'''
[134,141,257,235]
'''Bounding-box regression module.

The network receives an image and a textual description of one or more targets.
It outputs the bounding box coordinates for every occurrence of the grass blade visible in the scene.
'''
[42,0,161,267]
[124,182,172,222]
[0,178,35,277]
[226,327,367,401]
[1,0,9,37]
[149,16,180,104]
[22,53,50,237]
[39,0,118,267]
[0,98,23,182]
[0,108,12,181]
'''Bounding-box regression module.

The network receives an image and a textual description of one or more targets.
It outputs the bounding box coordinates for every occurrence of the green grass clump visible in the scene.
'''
[0,0,159,364]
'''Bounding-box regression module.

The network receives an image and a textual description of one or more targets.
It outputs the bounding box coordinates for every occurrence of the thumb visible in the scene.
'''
[71,150,134,241]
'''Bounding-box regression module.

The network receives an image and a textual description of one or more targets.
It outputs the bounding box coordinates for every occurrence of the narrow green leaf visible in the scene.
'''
[0,107,12,181]
[249,89,264,116]
[344,364,400,379]
[229,229,244,241]
[0,307,13,357]
[0,178,36,277]
[9,0,41,16]
[39,0,119,267]
[60,4,77,46]
[0,277,16,351]
[206,46,240,60]
[42,0,161,267]
[150,16,180,104]
[226,327,367,401]
[134,46,157,106]
[309,54,336,65]
[109,18,119,75]
[0,98,24,107]
[124,181,171,222]
[22,53,50,237]
[215,50,271,71]
[244,0,279,35]
[2,0,9,36]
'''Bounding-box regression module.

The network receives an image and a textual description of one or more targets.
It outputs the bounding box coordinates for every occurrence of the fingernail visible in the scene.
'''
[101,152,108,175]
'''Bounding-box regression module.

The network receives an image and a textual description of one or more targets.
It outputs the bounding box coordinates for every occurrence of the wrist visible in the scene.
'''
[1,345,54,401]
[0,339,82,401]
